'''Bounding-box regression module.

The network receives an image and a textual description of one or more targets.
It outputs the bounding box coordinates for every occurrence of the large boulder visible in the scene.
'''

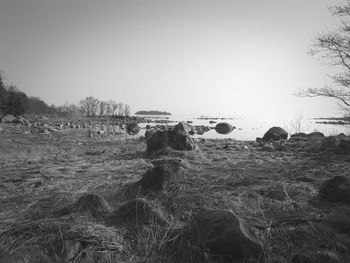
[319,176,350,203]
[187,208,263,260]
[215,122,234,134]
[147,130,197,152]
[174,122,194,136]
[262,127,288,141]
[126,123,140,135]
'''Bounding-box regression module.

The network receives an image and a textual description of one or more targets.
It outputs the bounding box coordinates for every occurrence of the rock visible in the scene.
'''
[147,130,197,152]
[324,211,350,236]
[262,127,288,141]
[62,240,82,262]
[97,130,105,135]
[1,114,22,124]
[174,122,194,136]
[17,116,28,124]
[292,251,341,263]
[321,136,338,150]
[319,176,350,203]
[321,135,350,154]
[261,188,291,202]
[38,129,51,134]
[75,193,113,220]
[137,165,184,191]
[336,137,350,154]
[111,198,167,226]
[307,131,325,138]
[150,157,190,171]
[187,208,263,260]
[145,130,156,142]
[195,126,210,135]
[262,144,274,151]
[126,123,140,135]
[290,133,307,139]
[215,122,234,134]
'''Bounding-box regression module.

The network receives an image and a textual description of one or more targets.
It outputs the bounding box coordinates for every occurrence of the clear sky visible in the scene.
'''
[0,0,345,120]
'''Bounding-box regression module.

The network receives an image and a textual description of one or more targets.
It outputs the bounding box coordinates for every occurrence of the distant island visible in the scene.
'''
[135,110,171,115]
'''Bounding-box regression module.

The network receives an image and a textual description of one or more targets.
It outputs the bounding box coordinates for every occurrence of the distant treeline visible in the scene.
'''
[135,110,171,115]
[0,75,56,115]
[0,73,130,117]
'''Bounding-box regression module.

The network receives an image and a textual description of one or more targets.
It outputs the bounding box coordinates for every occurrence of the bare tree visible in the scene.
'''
[79,96,99,116]
[298,1,350,113]
[124,104,130,116]
[105,101,112,115]
[99,101,106,116]
[118,102,124,116]
[110,100,118,115]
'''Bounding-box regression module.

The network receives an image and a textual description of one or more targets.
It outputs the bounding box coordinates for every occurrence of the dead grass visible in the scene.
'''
[1,128,350,262]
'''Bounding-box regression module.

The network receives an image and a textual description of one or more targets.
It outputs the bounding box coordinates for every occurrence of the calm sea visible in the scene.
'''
[135,114,350,141]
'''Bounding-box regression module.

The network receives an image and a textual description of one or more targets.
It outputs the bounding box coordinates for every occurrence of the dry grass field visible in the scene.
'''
[0,122,350,263]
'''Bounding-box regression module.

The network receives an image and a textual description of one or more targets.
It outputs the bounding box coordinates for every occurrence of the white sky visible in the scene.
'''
[0,0,346,121]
